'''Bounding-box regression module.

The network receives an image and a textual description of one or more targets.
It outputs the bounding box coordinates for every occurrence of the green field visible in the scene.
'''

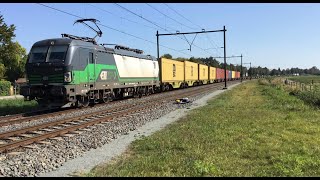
[288,75,320,84]
[0,99,39,116]
[85,80,320,177]
[268,76,320,107]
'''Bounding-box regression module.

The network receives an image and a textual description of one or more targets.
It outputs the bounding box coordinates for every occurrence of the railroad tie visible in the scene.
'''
[19,134,34,138]
[60,134,75,138]
[79,128,91,131]
[67,122,80,125]
[49,137,64,141]
[36,141,51,145]
[40,128,55,132]
[28,131,44,135]
[3,137,20,141]
[76,120,87,123]
[69,130,83,134]
[23,145,38,149]
[60,124,71,127]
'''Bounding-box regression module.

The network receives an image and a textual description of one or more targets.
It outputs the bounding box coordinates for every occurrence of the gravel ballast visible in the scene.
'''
[38,82,241,177]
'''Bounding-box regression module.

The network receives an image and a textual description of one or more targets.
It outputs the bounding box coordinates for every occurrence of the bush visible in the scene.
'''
[0,80,11,96]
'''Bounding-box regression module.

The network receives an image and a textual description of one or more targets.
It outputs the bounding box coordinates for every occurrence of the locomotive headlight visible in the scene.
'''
[64,72,72,82]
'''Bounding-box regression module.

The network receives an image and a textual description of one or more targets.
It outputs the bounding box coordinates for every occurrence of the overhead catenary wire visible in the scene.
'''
[145,3,197,31]
[36,3,193,57]
[87,3,158,31]
[114,3,217,57]
[114,3,174,32]
[163,3,223,57]
[146,3,218,56]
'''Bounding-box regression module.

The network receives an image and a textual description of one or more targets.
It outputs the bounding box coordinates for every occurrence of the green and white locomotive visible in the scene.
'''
[20,19,160,108]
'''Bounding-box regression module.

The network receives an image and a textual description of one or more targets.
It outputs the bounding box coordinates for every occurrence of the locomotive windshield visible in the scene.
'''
[28,45,69,63]
[28,46,49,63]
[48,45,68,62]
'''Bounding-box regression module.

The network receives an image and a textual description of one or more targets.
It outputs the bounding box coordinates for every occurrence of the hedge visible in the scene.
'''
[0,80,11,96]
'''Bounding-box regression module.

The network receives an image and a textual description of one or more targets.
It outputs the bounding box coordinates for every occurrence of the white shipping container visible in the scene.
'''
[114,54,159,78]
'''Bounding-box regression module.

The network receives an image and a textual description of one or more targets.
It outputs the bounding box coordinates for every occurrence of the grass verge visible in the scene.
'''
[0,99,39,116]
[86,80,320,177]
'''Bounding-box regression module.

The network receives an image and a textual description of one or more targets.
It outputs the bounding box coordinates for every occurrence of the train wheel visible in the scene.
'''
[79,96,89,108]
[101,93,111,103]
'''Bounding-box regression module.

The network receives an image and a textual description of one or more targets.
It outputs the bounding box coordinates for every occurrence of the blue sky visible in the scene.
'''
[0,3,319,70]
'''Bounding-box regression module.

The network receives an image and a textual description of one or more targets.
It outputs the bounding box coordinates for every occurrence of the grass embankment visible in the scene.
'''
[288,75,320,84]
[0,99,38,116]
[87,80,320,177]
[267,77,320,107]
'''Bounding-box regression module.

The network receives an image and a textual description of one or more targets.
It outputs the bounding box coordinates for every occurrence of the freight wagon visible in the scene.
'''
[228,70,232,81]
[216,68,224,82]
[160,58,184,90]
[184,61,199,87]
[209,66,216,83]
[232,71,236,80]
[198,64,209,85]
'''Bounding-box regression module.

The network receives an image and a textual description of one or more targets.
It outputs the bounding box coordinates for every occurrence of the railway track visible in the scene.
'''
[0,80,241,153]
[0,80,238,127]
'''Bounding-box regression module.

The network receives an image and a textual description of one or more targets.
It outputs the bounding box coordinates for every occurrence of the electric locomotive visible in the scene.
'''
[20,19,160,108]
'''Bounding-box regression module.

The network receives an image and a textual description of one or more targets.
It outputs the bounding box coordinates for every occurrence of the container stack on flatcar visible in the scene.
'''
[232,71,236,80]
[198,64,209,85]
[209,66,216,83]
[160,58,184,91]
[184,60,199,87]
[216,68,224,82]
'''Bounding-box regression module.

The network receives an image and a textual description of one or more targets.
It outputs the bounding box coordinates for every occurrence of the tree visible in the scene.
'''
[0,13,28,82]
[0,63,5,79]
[161,53,172,59]
[0,14,15,45]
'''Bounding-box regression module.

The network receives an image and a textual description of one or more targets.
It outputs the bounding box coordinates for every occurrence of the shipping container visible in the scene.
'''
[198,64,209,85]
[228,70,232,80]
[216,68,225,82]
[232,71,236,80]
[160,58,184,89]
[209,66,216,83]
[236,71,240,79]
[184,61,198,87]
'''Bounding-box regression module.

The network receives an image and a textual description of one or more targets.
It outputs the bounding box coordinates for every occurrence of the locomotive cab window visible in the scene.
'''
[47,45,68,62]
[28,45,68,63]
[89,52,94,64]
[28,46,49,63]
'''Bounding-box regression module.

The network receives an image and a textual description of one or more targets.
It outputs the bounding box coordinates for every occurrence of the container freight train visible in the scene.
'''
[20,37,240,108]
[20,19,241,108]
